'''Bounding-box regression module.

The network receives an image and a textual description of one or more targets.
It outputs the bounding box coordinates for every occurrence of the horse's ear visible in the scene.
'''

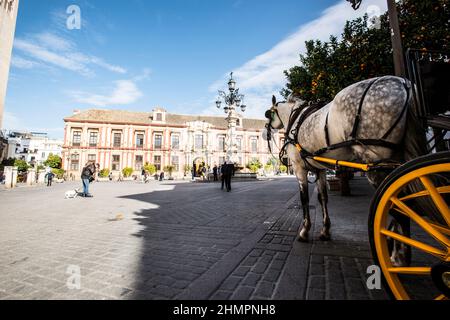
[272,95,277,106]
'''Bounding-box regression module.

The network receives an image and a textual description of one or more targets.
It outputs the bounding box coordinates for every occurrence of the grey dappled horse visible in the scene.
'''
[263,76,427,242]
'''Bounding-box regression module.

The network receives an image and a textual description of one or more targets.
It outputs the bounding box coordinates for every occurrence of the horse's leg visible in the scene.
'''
[317,170,331,241]
[295,169,311,242]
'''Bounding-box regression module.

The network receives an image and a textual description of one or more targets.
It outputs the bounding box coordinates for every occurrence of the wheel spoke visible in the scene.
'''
[399,186,450,201]
[387,267,431,275]
[425,218,450,236]
[380,228,447,259]
[391,197,450,248]
[419,176,450,227]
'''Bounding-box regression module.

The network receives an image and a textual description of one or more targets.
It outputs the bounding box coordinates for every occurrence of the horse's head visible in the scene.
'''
[263,95,284,141]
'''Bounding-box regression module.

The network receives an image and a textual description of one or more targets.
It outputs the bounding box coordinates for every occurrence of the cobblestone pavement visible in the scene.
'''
[0,177,389,300]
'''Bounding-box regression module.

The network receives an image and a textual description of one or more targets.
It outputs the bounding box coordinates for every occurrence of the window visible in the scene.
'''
[236,137,242,151]
[171,134,180,150]
[195,134,204,150]
[70,154,80,171]
[156,113,163,121]
[218,136,225,152]
[88,154,96,163]
[113,133,122,148]
[171,155,179,172]
[89,131,98,147]
[41,152,46,159]
[154,155,161,171]
[236,119,240,126]
[72,131,81,146]
[112,155,120,171]
[136,133,144,148]
[135,155,143,171]
[251,137,258,153]
[154,133,163,150]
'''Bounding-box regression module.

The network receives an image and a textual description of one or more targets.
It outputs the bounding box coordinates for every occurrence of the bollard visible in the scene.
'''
[27,168,36,186]
[4,166,13,189]
[38,170,46,184]
[11,167,18,188]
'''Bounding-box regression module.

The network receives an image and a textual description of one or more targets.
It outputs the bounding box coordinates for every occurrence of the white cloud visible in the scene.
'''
[70,80,143,107]
[3,111,24,130]
[11,56,40,69]
[13,32,127,76]
[207,0,387,118]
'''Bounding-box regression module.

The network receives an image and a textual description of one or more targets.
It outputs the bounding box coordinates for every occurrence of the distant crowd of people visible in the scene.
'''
[192,161,235,192]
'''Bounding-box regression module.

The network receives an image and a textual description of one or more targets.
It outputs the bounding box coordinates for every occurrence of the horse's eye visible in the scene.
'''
[265,110,272,119]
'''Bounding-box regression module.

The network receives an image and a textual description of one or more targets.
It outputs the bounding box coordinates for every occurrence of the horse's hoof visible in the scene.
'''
[298,230,309,242]
[319,234,331,241]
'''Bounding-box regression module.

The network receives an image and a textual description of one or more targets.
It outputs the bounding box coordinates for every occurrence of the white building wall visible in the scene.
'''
[0,0,19,128]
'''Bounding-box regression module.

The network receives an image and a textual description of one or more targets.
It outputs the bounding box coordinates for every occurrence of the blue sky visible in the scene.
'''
[4,0,387,138]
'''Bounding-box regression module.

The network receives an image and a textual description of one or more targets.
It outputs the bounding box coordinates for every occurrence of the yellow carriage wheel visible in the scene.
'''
[369,152,450,300]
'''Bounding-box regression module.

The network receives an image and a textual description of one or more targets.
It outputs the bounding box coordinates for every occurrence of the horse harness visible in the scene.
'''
[267,77,411,168]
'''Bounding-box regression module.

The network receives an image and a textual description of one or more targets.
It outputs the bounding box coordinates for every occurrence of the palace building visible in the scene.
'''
[62,108,283,179]
[0,0,19,129]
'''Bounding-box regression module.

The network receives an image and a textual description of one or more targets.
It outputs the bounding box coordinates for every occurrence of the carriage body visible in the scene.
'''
[368,49,450,300]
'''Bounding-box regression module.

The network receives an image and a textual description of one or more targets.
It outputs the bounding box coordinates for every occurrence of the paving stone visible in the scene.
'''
[231,286,254,300]
[242,273,261,287]
[220,276,242,291]
[253,281,275,299]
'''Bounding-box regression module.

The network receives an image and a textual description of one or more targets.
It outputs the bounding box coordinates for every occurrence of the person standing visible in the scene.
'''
[224,161,235,192]
[213,164,218,182]
[47,171,54,187]
[221,161,227,190]
[81,162,96,197]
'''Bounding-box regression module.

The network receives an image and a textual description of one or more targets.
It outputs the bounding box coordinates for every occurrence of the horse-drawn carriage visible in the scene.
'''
[264,49,450,300]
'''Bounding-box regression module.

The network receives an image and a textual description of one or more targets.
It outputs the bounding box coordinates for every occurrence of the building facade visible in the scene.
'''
[0,0,19,128]
[5,131,63,165]
[62,108,284,179]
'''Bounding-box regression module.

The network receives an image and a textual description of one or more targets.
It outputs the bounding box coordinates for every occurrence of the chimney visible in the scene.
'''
[73,109,81,115]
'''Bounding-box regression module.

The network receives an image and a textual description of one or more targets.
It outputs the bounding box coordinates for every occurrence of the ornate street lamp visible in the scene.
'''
[215,72,247,162]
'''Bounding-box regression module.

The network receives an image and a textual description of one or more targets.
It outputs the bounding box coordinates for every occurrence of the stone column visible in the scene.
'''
[4,166,13,188]
[27,168,36,186]
[38,170,46,184]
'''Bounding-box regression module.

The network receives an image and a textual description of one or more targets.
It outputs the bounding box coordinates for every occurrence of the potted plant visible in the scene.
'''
[122,167,134,181]
[164,165,175,180]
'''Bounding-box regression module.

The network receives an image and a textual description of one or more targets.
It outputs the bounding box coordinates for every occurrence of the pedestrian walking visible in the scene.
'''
[46,171,54,187]
[81,162,96,197]
[159,171,164,181]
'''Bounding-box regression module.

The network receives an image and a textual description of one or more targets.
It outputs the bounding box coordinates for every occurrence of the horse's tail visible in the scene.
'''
[402,80,428,161]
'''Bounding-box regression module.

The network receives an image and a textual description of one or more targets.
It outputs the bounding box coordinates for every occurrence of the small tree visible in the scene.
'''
[279,165,288,174]
[44,154,62,169]
[246,159,263,174]
[52,168,65,179]
[14,159,30,173]
[164,165,175,178]
[144,163,157,175]
[99,168,110,178]
[183,164,192,176]
[122,167,133,178]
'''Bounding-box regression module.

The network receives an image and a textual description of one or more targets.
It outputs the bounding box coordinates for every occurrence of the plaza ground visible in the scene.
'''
[0,177,388,300]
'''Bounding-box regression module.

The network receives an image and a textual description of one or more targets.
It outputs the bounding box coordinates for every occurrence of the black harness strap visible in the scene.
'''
[381,79,410,140]
[351,77,380,139]
[324,112,331,147]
